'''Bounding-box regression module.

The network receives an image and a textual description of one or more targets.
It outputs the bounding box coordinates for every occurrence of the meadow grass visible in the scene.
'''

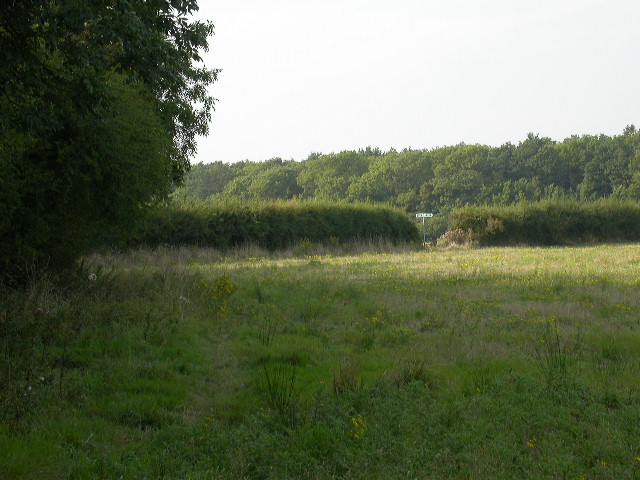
[2,243,640,479]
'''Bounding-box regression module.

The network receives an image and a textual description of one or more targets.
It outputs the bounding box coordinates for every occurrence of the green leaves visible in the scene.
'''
[0,0,217,281]
[179,128,640,218]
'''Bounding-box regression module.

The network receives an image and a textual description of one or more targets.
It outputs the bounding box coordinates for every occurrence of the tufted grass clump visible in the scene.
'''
[531,324,579,391]
[256,363,300,424]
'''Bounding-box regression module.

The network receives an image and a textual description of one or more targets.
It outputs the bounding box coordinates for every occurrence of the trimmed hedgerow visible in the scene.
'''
[449,199,640,246]
[127,199,419,249]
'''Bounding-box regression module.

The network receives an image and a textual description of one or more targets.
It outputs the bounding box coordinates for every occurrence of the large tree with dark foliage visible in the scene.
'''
[0,0,217,281]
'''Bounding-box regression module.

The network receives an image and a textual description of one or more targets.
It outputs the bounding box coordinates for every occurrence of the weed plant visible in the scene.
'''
[531,323,579,392]
[256,311,279,347]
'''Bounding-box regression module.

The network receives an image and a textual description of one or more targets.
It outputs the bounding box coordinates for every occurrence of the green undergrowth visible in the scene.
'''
[449,199,640,246]
[127,198,419,250]
[3,244,640,479]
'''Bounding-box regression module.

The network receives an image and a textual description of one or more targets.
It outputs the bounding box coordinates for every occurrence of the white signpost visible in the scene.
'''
[416,213,433,245]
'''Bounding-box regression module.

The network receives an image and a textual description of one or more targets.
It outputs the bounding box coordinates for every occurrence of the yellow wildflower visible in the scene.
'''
[348,414,367,440]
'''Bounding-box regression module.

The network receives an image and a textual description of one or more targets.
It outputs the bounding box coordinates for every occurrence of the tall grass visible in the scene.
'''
[3,243,640,478]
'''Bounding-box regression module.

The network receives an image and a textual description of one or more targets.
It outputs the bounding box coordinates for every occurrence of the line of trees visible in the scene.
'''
[179,127,640,213]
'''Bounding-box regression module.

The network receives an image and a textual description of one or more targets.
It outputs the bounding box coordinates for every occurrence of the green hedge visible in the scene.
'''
[449,199,640,246]
[127,199,419,249]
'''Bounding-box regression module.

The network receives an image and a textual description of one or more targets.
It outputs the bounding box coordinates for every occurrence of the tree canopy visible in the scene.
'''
[1,0,217,281]
[178,127,640,215]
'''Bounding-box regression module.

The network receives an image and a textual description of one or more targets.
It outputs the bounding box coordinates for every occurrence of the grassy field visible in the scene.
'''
[2,243,640,479]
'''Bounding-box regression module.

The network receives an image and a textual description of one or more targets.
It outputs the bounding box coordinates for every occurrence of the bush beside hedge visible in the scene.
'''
[127,199,419,249]
[449,200,640,246]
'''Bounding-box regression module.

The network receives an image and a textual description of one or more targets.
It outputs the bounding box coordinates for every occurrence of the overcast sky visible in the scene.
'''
[193,0,640,164]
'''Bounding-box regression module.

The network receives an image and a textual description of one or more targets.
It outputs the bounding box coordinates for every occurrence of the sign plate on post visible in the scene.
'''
[416,213,433,246]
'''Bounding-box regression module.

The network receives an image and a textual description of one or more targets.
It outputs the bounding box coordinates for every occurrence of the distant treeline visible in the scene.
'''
[179,127,640,215]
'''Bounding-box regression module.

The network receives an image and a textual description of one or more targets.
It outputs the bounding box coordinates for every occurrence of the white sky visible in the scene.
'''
[193,0,640,164]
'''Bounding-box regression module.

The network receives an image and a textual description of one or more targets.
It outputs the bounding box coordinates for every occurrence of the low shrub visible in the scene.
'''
[448,199,640,246]
[436,228,472,247]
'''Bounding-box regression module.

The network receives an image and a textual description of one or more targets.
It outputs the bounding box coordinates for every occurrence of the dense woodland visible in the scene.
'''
[180,127,640,213]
